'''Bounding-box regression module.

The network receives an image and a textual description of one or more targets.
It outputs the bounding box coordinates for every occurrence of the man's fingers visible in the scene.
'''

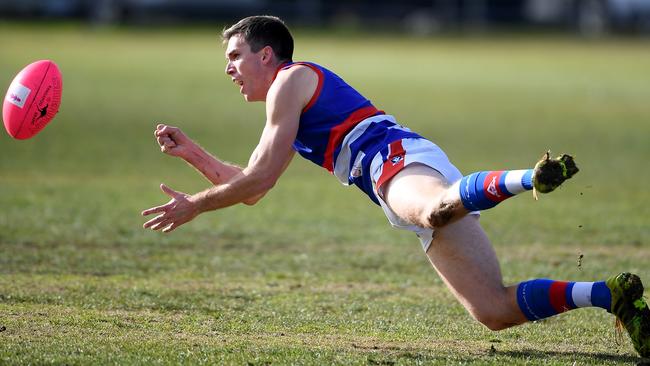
[149,222,164,230]
[160,184,181,198]
[157,136,177,152]
[142,179,190,234]
[162,222,178,233]
[154,124,168,138]
[156,129,177,144]
[157,135,173,145]
[141,203,170,216]
[143,214,166,229]
[155,125,178,137]
[150,220,172,231]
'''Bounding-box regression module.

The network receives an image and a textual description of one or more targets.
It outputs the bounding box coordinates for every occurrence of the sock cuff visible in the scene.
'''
[517,279,545,321]
[517,279,611,322]
[459,172,498,211]
[591,281,612,312]
[459,169,534,211]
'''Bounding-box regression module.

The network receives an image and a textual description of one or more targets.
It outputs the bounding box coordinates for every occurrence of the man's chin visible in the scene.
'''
[243,94,262,102]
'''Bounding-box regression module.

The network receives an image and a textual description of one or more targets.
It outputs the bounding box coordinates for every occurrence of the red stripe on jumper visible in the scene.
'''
[483,171,508,202]
[279,62,324,114]
[376,140,406,191]
[322,105,381,172]
[272,62,291,82]
[549,281,570,314]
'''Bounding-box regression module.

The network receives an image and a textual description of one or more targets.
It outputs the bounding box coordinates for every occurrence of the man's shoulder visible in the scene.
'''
[268,62,320,109]
[279,62,321,77]
[275,63,320,87]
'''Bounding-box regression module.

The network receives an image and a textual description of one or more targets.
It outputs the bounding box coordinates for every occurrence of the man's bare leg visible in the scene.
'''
[380,163,475,229]
[381,153,579,230]
[426,215,527,330]
[382,163,626,336]
[382,164,526,329]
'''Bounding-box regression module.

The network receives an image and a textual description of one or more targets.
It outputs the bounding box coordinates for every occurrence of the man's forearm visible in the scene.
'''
[182,144,243,185]
[193,167,275,213]
[182,143,267,205]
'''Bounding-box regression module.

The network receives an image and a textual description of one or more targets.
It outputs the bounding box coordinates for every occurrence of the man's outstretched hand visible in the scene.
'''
[142,184,200,233]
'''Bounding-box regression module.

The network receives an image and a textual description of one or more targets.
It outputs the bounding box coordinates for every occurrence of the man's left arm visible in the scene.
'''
[142,66,315,233]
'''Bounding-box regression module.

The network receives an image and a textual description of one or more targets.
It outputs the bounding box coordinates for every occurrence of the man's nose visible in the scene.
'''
[225,62,234,75]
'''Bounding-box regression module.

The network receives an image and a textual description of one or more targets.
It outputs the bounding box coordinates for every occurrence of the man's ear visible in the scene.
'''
[261,46,274,64]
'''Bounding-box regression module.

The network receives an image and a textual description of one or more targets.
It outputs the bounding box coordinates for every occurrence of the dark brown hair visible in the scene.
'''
[222,15,294,62]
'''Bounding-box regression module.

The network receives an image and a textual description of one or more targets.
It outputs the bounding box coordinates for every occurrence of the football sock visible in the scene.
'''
[458,169,533,211]
[516,279,612,321]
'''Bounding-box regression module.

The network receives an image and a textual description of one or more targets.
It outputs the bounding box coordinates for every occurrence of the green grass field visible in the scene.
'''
[0,22,649,365]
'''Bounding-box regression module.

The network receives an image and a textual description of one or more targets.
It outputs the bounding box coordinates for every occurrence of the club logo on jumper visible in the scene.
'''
[6,82,31,108]
[486,176,500,198]
[390,155,404,166]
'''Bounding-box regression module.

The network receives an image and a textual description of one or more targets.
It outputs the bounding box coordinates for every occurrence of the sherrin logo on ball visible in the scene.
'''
[7,83,31,108]
[2,60,63,139]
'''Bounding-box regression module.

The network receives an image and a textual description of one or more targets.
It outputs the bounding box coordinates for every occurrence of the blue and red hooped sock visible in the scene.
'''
[459,169,533,211]
[516,279,612,321]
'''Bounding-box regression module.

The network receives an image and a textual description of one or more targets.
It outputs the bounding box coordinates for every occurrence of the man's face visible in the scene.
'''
[224,35,268,102]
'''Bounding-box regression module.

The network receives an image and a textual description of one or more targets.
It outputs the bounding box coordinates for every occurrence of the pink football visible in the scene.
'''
[3,60,63,139]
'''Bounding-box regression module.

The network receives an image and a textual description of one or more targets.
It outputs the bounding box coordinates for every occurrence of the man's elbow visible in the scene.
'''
[243,193,264,206]
[259,173,278,193]
[243,175,276,206]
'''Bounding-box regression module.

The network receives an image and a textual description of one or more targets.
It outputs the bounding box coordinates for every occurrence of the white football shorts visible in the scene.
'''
[369,137,479,252]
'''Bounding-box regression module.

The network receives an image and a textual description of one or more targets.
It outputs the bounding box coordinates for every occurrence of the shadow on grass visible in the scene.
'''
[381,350,642,365]
[495,348,641,364]
[356,343,644,365]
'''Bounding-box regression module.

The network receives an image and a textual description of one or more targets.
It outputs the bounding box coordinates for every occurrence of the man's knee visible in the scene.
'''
[471,310,514,331]
[459,286,522,331]
[466,299,522,331]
